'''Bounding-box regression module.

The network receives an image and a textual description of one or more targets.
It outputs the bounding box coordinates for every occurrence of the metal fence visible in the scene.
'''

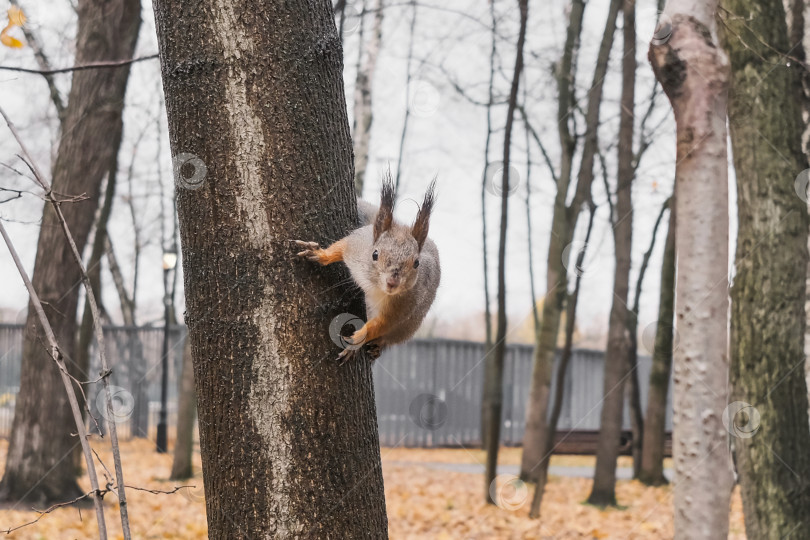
[0,324,673,446]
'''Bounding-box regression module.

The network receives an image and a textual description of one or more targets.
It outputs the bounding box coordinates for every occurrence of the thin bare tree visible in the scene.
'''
[483,0,528,505]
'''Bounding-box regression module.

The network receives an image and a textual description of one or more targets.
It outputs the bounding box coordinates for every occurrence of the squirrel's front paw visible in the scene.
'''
[344,326,368,346]
[294,240,322,262]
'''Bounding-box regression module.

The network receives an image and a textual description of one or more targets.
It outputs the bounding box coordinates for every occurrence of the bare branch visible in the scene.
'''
[0,106,131,539]
[0,54,158,76]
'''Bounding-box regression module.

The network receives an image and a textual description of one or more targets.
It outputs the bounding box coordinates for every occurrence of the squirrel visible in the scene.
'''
[295,173,440,361]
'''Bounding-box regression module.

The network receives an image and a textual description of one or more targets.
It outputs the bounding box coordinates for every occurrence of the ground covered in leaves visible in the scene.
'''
[0,439,745,539]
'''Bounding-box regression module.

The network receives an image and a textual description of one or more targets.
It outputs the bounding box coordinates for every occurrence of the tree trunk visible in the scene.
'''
[483,0,528,505]
[587,0,636,507]
[152,1,388,536]
[628,197,671,480]
[528,204,596,518]
[479,0,496,449]
[520,0,618,482]
[352,0,383,195]
[649,3,733,537]
[77,152,118,431]
[720,1,810,537]
[170,336,196,480]
[0,0,140,506]
[638,202,675,486]
[105,237,149,437]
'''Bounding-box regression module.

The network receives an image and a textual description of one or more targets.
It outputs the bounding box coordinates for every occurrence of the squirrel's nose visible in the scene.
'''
[386,276,400,289]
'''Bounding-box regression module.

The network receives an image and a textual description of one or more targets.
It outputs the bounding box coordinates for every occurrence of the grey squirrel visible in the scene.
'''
[295,174,440,361]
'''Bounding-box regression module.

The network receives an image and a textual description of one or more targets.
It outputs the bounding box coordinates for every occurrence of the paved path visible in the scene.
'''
[385,460,674,481]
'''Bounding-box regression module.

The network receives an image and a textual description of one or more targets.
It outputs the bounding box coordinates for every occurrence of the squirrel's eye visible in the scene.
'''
[372,250,379,261]
[414,259,420,268]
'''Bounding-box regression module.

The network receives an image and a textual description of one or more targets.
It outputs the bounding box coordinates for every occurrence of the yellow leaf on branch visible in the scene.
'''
[1,6,26,49]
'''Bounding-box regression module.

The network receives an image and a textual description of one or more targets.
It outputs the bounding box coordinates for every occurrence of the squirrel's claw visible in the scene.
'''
[336,347,357,364]
[294,240,322,261]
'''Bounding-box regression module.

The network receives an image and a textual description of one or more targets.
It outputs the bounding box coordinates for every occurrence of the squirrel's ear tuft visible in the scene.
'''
[411,178,436,251]
[374,169,396,241]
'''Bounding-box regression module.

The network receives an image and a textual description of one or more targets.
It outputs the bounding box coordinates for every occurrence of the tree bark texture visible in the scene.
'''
[587,0,635,507]
[0,0,141,505]
[720,1,810,537]
[484,0,528,505]
[639,203,675,486]
[649,4,733,537]
[170,336,196,480]
[152,1,388,537]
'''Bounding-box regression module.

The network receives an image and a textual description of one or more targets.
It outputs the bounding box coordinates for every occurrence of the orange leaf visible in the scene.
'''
[8,6,25,27]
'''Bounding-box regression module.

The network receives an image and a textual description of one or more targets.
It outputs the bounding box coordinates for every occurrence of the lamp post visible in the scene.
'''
[156,249,178,453]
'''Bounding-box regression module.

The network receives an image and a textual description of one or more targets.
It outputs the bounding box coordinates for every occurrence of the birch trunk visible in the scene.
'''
[152,0,388,536]
[352,0,383,194]
[649,2,733,536]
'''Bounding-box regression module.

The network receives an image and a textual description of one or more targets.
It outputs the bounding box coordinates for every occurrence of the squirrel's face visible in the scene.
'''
[371,229,421,295]
[370,174,435,296]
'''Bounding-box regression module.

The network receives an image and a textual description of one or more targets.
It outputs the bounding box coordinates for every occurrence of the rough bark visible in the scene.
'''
[0,0,140,506]
[352,0,383,194]
[520,0,618,482]
[649,4,733,537]
[152,0,388,536]
[587,0,636,507]
[720,1,810,537]
[639,201,675,486]
[483,0,528,505]
[170,336,196,480]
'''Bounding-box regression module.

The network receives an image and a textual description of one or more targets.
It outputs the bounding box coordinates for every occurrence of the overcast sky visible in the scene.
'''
[0,0,739,346]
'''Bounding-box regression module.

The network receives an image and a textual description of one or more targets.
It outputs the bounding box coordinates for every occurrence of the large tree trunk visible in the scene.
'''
[587,0,636,507]
[649,3,733,537]
[638,202,675,486]
[720,1,810,537]
[152,1,388,536]
[170,336,196,480]
[483,0,528,505]
[0,0,140,506]
[352,0,383,194]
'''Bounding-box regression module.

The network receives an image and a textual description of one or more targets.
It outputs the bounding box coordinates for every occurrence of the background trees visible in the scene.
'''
[0,0,141,505]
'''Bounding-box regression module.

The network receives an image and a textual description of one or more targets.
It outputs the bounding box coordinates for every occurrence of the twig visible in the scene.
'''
[0,220,108,540]
[1,484,192,534]
[0,106,131,539]
[8,0,66,120]
[0,54,158,76]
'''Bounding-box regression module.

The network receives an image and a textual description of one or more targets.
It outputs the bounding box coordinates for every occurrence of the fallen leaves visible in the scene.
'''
[0,440,745,539]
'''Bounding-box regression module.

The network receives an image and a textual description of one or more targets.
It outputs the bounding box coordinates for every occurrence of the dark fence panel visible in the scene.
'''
[0,325,673,447]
